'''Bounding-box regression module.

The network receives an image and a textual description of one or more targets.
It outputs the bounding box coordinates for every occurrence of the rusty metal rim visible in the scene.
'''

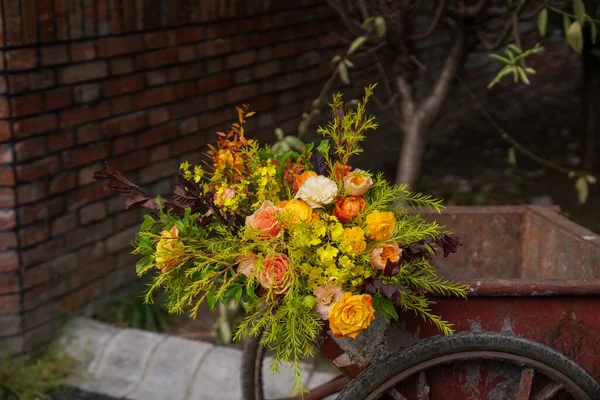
[365,351,592,400]
[461,279,600,297]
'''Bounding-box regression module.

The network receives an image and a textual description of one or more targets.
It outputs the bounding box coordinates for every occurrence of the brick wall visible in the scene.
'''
[0,0,343,354]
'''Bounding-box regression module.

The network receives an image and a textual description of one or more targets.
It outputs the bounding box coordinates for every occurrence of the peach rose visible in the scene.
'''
[333,196,366,222]
[344,169,373,196]
[328,292,376,338]
[155,226,185,273]
[293,171,317,193]
[313,283,344,320]
[258,254,293,294]
[245,200,281,238]
[236,254,258,277]
[370,242,402,271]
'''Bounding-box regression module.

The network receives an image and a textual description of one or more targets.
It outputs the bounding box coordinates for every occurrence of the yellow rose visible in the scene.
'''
[364,210,397,241]
[155,226,185,273]
[281,199,313,225]
[328,292,376,338]
[340,227,366,255]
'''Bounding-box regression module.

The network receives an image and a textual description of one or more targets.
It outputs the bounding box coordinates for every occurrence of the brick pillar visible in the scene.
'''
[0,0,342,354]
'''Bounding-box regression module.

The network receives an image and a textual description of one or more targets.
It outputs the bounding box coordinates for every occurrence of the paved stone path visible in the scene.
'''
[57,318,336,400]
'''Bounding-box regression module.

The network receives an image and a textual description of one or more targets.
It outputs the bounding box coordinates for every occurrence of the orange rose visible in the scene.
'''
[155,226,185,273]
[328,292,376,338]
[245,200,281,238]
[333,196,366,222]
[293,171,317,193]
[258,254,293,294]
[370,242,402,271]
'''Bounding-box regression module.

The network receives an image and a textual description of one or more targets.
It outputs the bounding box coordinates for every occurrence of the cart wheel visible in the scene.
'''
[336,331,600,400]
[241,330,349,400]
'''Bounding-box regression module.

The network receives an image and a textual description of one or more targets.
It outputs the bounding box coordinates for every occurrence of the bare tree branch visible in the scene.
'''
[326,0,363,37]
[396,76,415,121]
[476,20,512,50]
[419,30,465,125]
[448,0,485,17]
[409,0,445,40]
[357,0,369,20]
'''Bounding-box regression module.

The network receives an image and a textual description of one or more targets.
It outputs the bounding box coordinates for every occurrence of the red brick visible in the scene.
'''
[6,49,38,71]
[0,251,19,273]
[97,35,144,58]
[175,82,197,99]
[19,222,50,248]
[20,236,62,267]
[144,32,169,49]
[59,61,108,84]
[172,135,205,156]
[138,124,178,147]
[13,114,58,139]
[177,45,197,62]
[63,142,110,169]
[173,26,203,44]
[0,294,20,315]
[70,41,97,61]
[179,116,198,134]
[226,50,257,69]
[23,278,68,310]
[11,93,43,117]
[197,73,232,93]
[103,74,144,97]
[274,41,310,58]
[135,49,177,69]
[103,112,147,136]
[0,208,16,230]
[207,58,225,74]
[0,121,10,143]
[150,145,170,162]
[146,70,167,86]
[0,77,6,95]
[139,159,179,184]
[0,167,15,186]
[16,181,48,204]
[65,219,113,250]
[9,70,55,95]
[0,188,15,207]
[0,98,9,119]
[41,44,69,66]
[16,156,60,181]
[48,171,77,195]
[78,242,105,266]
[77,163,102,186]
[254,60,281,79]
[112,136,136,155]
[0,144,14,164]
[0,232,17,251]
[48,130,74,151]
[44,87,73,111]
[225,83,258,104]
[148,107,169,125]
[59,103,110,127]
[79,201,107,224]
[51,213,77,235]
[115,208,139,230]
[197,38,232,58]
[110,95,134,116]
[77,123,102,144]
[22,265,50,289]
[110,57,134,75]
[18,196,64,225]
[135,86,175,109]
[114,149,149,171]
[73,83,101,104]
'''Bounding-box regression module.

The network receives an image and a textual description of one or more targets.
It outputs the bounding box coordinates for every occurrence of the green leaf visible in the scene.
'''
[517,67,531,84]
[488,65,515,88]
[489,54,512,64]
[586,174,597,184]
[330,54,342,67]
[155,195,163,210]
[135,255,153,274]
[508,44,523,54]
[590,20,598,45]
[347,36,367,55]
[504,49,515,62]
[362,16,375,29]
[207,291,218,309]
[234,285,243,304]
[338,62,350,85]
[141,215,154,231]
[538,8,548,37]
[563,15,571,36]
[245,284,259,300]
[575,176,589,204]
[375,16,387,38]
[567,21,584,54]
[276,150,294,165]
[507,147,517,166]
[373,294,398,321]
[573,0,586,27]
[316,139,330,154]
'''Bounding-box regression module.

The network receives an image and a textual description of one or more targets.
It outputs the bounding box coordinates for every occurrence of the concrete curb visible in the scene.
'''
[56,317,336,400]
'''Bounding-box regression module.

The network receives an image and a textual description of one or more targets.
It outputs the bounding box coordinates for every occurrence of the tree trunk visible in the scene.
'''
[395,120,427,188]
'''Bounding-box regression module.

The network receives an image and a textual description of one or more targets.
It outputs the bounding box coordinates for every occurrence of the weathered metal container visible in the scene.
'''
[317,206,600,399]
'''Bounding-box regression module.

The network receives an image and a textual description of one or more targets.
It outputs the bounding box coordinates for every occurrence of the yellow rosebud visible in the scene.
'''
[281,199,313,225]
[364,210,397,241]
[328,292,376,338]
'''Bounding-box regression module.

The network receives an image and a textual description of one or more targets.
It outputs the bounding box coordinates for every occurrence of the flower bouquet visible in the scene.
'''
[94,85,468,394]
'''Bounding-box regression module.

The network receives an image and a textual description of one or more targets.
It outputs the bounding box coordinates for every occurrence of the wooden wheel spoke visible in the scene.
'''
[517,368,535,400]
[417,371,430,400]
[533,382,564,400]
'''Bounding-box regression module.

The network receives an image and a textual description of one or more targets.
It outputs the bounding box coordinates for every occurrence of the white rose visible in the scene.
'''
[296,175,338,208]
[343,169,373,196]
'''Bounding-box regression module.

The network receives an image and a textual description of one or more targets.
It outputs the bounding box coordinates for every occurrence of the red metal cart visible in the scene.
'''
[242,206,600,400]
